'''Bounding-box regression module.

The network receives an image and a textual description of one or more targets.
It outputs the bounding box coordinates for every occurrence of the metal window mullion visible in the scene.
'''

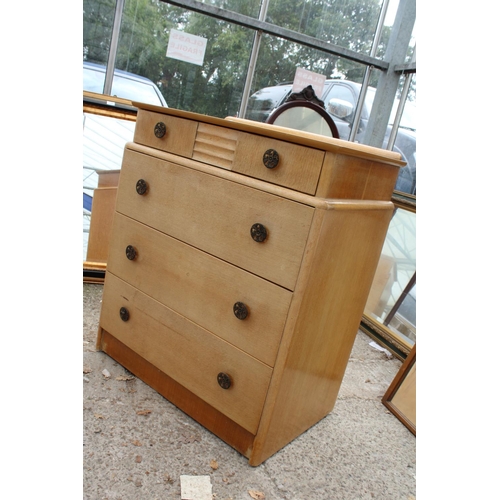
[387,48,416,150]
[383,272,416,327]
[104,0,126,96]
[238,0,270,119]
[348,0,390,141]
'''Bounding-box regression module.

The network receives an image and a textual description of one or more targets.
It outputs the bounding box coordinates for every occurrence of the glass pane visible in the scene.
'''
[334,70,416,196]
[391,74,416,195]
[266,0,385,55]
[83,0,116,66]
[364,207,416,344]
[245,33,368,123]
[83,113,135,260]
[112,2,254,117]
[387,282,416,344]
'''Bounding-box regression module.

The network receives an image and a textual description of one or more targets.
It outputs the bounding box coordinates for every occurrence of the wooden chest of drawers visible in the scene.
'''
[97,104,404,466]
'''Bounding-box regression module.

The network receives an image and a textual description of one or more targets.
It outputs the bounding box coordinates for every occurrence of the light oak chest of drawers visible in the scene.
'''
[97,104,404,466]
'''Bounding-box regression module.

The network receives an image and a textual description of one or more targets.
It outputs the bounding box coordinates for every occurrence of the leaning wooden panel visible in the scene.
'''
[382,344,416,435]
[250,201,394,465]
[85,169,120,266]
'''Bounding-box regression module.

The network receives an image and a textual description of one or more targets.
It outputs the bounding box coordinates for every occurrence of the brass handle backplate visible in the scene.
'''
[119,307,130,322]
[263,148,279,169]
[250,223,268,242]
[217,372,232,389]
[125,245,137,261]
[136,179,148,195]
[154,121,167,138]
[233,302,249,320]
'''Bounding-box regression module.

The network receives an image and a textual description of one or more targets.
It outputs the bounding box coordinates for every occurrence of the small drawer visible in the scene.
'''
[192,123,325,194]
[116,148,314,291]
[100,273,272,434]
[231,131,325,195]
[107,213,292,367]
[134,109,198,157]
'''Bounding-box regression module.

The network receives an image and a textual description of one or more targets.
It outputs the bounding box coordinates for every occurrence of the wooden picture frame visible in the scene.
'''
[382,344,416,435]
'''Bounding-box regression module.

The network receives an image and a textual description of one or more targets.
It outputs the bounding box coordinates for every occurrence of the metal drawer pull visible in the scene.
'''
[233,302,249,320]
[125,245,137,261]
[136,179,148,195]
[154,121,167,138]
[250,223,268,242]
[263,148,279,169]
[217,372,232,389]
[119,307,130,322]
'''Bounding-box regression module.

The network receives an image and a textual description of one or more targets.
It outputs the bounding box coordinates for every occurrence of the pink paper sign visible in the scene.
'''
[166,29,207,66]
[292,68,326,97]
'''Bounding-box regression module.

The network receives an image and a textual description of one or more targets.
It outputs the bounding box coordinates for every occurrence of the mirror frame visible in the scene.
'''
[267,100,340,138]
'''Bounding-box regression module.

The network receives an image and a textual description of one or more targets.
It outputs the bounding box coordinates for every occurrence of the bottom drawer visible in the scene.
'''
[99,273,273,434]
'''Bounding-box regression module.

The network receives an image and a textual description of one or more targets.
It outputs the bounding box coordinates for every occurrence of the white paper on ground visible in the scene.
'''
[369,341,393,359]
[180,475,213,500]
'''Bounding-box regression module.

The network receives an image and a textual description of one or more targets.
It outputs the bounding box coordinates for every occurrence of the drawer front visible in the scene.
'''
[231,132,325,195]
[100,273,272,434]
[134,109,198,158]
[107,213,292,367]
[192,123,325,194]
[116,148,314,291]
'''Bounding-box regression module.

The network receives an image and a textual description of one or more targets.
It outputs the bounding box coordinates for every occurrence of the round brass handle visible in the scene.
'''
[233,302,249,320]
[154,121,167,138]
[250,223,268,242]
[136,179,148,195]
[217,372,232,390]
[263,148,279,169]
[125,245,137,261]
[119,307,130,322]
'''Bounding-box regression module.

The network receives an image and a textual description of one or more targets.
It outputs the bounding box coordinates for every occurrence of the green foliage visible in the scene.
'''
[83,0,117,62]
[83,0,386,117]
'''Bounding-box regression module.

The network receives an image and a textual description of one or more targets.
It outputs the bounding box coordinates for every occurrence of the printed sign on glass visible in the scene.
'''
[292,68,326,98]
[166,29,207,66]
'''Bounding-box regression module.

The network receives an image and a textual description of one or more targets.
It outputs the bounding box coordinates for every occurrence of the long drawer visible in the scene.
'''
[116,148,314,291]
[107,213,292,367]
[100,273,272,434]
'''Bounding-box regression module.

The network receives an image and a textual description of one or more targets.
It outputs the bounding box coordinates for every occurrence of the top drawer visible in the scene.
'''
[134,109,198,158]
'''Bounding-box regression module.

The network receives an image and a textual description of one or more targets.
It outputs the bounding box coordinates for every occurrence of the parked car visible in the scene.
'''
[245,80,416,195]
[83,61,168,107]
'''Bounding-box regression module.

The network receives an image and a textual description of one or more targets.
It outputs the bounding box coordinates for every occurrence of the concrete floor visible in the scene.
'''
[83,283,416,500]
